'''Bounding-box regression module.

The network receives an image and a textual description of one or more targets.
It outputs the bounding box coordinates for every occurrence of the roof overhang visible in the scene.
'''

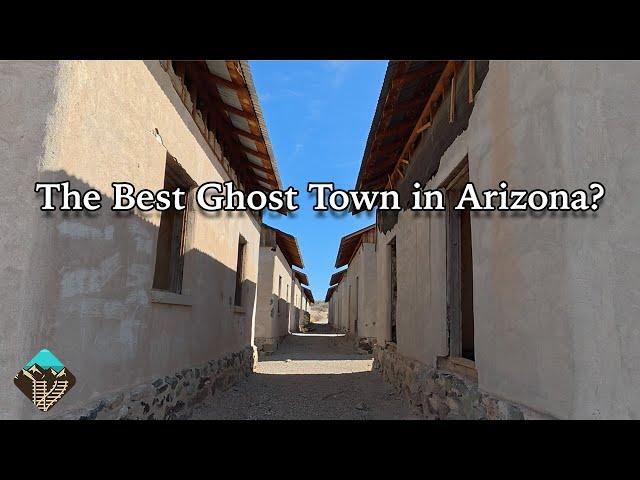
[302,287,315,304]
[335,224,376,268]
[325,286,336,302]
[352,61,449,210]
[263,224,304,269]
[169,60,284,213]
[329,269,347,286]
[294,270,309,286]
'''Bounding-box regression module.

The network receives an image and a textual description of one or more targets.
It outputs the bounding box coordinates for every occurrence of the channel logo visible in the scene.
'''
[14,349,76,412]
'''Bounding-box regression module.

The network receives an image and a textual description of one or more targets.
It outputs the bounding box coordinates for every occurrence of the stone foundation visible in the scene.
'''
[357,337,375,353]
[373,344,551,420]
[255,336,285,353]
[55,346,257,420]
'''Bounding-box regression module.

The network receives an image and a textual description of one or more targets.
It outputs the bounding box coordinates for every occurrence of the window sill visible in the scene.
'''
[150,289,193,306]
[437,356,478,382]
[232,305,246,315]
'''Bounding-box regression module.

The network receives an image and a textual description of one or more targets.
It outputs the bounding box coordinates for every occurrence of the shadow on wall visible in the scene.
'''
[8,169,257,418]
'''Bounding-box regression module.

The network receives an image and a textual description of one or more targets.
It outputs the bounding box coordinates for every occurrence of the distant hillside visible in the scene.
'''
[310,302,328,324]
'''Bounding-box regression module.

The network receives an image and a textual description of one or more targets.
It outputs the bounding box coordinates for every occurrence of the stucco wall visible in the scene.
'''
[0,61,60,419]
[255,245,292,347]
[374,60,640,419]
[339,273,350,333]
[374,209,448,366]
[0,60,262,419]
[339,243,377,339]
[468,61,640,419]
[290,278,302,332]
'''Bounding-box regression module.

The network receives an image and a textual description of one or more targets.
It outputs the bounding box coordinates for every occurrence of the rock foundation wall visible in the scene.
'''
[373,344,551,420]
[255,336,286,353]
[56,346,257,420]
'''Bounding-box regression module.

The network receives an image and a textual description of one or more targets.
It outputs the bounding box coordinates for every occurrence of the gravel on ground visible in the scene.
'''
[190,321,421,420]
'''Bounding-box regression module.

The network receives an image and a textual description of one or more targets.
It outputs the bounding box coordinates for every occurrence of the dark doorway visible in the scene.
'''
[234,236,247,307]
[445,161,475,361]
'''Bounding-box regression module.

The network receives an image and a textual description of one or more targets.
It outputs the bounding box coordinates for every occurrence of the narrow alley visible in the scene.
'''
[3,59,639,421]
[191,318,420,420]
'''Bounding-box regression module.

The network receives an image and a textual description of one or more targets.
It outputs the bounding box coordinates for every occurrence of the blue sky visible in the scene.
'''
[251,60,387,301]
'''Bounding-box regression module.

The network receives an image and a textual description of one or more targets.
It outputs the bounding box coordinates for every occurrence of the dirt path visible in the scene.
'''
[190,321,420,420]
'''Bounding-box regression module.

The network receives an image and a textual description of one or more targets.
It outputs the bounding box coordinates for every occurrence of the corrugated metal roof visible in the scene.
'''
[238,136,257,150]
[216,85,243,110]
[245,153,263,165]
[253,169,269,179]
[228,113,250,132]
[205,60,231,81]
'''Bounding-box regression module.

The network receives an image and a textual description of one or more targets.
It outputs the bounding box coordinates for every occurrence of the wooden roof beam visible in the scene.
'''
[207,72,248,92]
[370,138,405,157]
[386,61,463,189]
[240,145,270,160]
[390,62,445,89]
[220,103,259,122]
[233,128,266,143]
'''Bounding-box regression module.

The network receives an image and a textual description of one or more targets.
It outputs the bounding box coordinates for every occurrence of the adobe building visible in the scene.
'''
[0,60,284,419]
[326,271,344,331]
[329,225,377,345]
[327,270,348,332]
[255,224,304,352]
[353,60,640,419]
[302,287,314,311]
[289,270,308,332]
[326,286,338,329]
[300,287,314,328]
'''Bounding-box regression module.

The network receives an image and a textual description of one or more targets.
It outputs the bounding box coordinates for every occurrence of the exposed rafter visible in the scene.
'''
[386,61,462,189]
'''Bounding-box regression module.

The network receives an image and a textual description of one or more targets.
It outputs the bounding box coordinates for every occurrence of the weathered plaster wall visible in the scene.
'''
[255,245,292,350]
[290,278,302,332]
[468,61,640,419]
[339,273,350,333]
[329,285,343,331]
[255,247,275,345]
[375,207,448,366]
[0,61,60,419]
[374,61,640,419]
[0,60,262,419]
[340,243,377,340]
